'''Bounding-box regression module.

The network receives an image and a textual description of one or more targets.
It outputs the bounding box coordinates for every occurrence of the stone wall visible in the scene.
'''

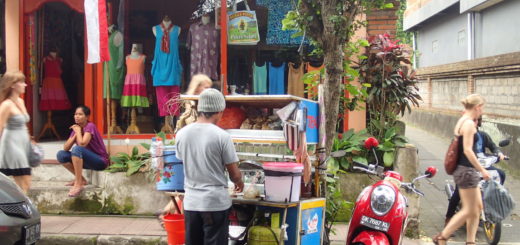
[475,75,520,117]
[430,77,468,111]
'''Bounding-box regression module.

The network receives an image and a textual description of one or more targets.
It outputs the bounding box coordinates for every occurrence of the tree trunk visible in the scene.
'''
[319,0,345,155]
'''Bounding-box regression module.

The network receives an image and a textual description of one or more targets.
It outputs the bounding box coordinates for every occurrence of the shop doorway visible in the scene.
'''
[28,2,84,140]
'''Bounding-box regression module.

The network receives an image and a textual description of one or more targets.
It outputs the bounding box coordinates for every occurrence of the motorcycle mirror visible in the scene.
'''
[364,137,379,150]
[425,166,437,178]
[498,139,511,147]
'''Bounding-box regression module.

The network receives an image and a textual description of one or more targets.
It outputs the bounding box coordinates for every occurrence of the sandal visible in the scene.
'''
[432,233,447,245]
[68,186,84,197]
[65,180,87,186]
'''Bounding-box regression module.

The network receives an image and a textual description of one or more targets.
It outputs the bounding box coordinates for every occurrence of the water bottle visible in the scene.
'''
[156,138,164,170]
[150,137,158,169]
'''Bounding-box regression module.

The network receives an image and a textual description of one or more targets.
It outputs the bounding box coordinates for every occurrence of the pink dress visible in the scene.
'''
[39,56,72,111]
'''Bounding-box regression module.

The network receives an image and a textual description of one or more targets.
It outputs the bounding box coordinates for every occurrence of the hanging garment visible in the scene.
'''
[253,62,267,95]
[256,0,307,45]
[121,55,149,108]
[188,21,219,80]
[268,62,286,95]
[103,30,125,100]
[305,63,324,100]
[287,62,304,97]
[155,86,180,117]
[151,25,183,87]
[39,56,72,111]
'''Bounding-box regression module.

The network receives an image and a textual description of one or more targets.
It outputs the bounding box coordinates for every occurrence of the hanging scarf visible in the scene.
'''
[161,22,173,53]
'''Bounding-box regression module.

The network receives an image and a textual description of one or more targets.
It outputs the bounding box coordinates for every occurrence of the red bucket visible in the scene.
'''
[163,214,185,245]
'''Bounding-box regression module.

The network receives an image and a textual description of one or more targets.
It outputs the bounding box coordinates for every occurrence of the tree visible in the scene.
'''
[283,0,393,155]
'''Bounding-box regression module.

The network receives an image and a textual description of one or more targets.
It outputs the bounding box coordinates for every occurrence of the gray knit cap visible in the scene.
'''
[197,88,226,112]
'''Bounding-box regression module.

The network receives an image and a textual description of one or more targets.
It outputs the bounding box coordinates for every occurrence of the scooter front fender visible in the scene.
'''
[351,231,390,245]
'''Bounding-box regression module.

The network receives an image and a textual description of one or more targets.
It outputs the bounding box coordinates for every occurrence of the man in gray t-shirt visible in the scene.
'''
[175,88,243,245]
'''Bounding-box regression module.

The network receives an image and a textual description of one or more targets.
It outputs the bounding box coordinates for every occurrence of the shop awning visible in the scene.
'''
[24,0,84,14]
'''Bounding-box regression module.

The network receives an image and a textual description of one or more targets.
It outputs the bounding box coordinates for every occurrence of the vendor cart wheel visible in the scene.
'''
[483,221,501,245]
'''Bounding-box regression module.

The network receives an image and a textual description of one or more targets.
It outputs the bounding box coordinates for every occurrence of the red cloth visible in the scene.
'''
[155,86,180,117]
[161,23,173,54]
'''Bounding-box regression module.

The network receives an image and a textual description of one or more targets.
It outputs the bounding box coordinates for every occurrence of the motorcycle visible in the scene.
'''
[340,137,437,245]
[444,139,511,245]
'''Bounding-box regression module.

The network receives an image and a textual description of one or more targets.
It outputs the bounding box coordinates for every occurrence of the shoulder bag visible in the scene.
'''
[444,135,460,175]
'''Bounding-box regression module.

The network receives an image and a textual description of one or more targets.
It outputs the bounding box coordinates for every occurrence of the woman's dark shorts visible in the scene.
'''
[453,165,480,189]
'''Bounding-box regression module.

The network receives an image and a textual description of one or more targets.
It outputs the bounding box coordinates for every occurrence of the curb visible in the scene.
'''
[39,234,168,245]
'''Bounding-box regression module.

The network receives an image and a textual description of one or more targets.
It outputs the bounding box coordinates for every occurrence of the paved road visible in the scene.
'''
[406,125,520,244]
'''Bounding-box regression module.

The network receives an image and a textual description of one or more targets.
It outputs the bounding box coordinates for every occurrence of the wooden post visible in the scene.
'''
[220,0,228,95]
[104,62,111,154]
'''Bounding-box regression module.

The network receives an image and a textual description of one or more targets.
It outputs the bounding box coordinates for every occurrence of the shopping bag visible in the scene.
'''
[227,0,260,45]
[482,180,516,223]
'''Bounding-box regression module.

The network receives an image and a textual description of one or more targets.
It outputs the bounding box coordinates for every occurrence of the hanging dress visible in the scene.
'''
[287,62,304,97]
[0,114,31,176]
[268,62,286,95]
[121,55,149,108]
[253,62,267,95]
[103,30,125,100]
[151,24,182,116]
[39,56,72,111]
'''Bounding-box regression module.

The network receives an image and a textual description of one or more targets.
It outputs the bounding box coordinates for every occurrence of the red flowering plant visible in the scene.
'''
[356,34,420,167]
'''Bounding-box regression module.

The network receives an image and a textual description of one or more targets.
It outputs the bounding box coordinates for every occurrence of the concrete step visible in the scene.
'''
[32,163,100,185]
[29,171,170,215]
[28,182,104,214]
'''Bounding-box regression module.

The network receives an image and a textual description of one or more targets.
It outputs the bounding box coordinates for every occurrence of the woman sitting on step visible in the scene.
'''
[56,105,108,197]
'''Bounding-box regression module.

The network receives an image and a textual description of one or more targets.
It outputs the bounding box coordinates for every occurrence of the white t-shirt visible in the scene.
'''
[175,122,239,211]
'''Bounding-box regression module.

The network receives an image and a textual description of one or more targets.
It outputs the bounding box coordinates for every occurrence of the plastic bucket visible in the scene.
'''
[164,214,185,245]
[156,162,185,191]
[263,162,303,202]
[156,146,184,191]
[163,146,182,164]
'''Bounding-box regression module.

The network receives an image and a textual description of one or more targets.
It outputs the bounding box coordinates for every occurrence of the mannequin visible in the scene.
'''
[37,49,72,141]
[187,13,219,80]
[151,15,183,134]
[121,43,149,134]
[104,24,124,134]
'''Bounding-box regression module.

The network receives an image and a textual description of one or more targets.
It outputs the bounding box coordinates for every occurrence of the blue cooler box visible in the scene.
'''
[156,146,184,191]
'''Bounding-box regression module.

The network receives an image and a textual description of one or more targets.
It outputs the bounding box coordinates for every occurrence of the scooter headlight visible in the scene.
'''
[370,185,396,216]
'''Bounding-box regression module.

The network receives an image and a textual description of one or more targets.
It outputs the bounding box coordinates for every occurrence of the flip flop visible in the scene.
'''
[68,186,84,197]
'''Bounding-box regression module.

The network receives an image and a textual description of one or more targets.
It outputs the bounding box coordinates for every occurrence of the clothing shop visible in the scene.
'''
[4,0,343,140]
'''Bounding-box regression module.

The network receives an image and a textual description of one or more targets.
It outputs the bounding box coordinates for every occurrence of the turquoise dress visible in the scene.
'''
[151,25,182,87]
[253,62,267,95]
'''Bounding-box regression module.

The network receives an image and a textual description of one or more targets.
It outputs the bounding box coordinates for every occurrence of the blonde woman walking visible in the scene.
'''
[0,71,32,193]
[434,94,490,245]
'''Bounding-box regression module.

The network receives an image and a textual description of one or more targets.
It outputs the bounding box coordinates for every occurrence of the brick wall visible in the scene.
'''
[367,1,399,37]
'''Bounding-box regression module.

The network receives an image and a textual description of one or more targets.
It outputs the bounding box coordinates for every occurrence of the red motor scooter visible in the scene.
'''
[343,137,437,245]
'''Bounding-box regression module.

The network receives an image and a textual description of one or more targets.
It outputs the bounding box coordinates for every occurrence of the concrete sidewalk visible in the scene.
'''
[39,215,428,244]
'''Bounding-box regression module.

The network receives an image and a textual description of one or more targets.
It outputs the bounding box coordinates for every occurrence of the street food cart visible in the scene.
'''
[180,95,326,245]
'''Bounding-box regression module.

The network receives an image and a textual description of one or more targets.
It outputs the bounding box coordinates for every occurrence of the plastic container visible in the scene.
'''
[163,214,185,245]
[156,146,184,191]
[247,225,281,245]
[263,162,303,202]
